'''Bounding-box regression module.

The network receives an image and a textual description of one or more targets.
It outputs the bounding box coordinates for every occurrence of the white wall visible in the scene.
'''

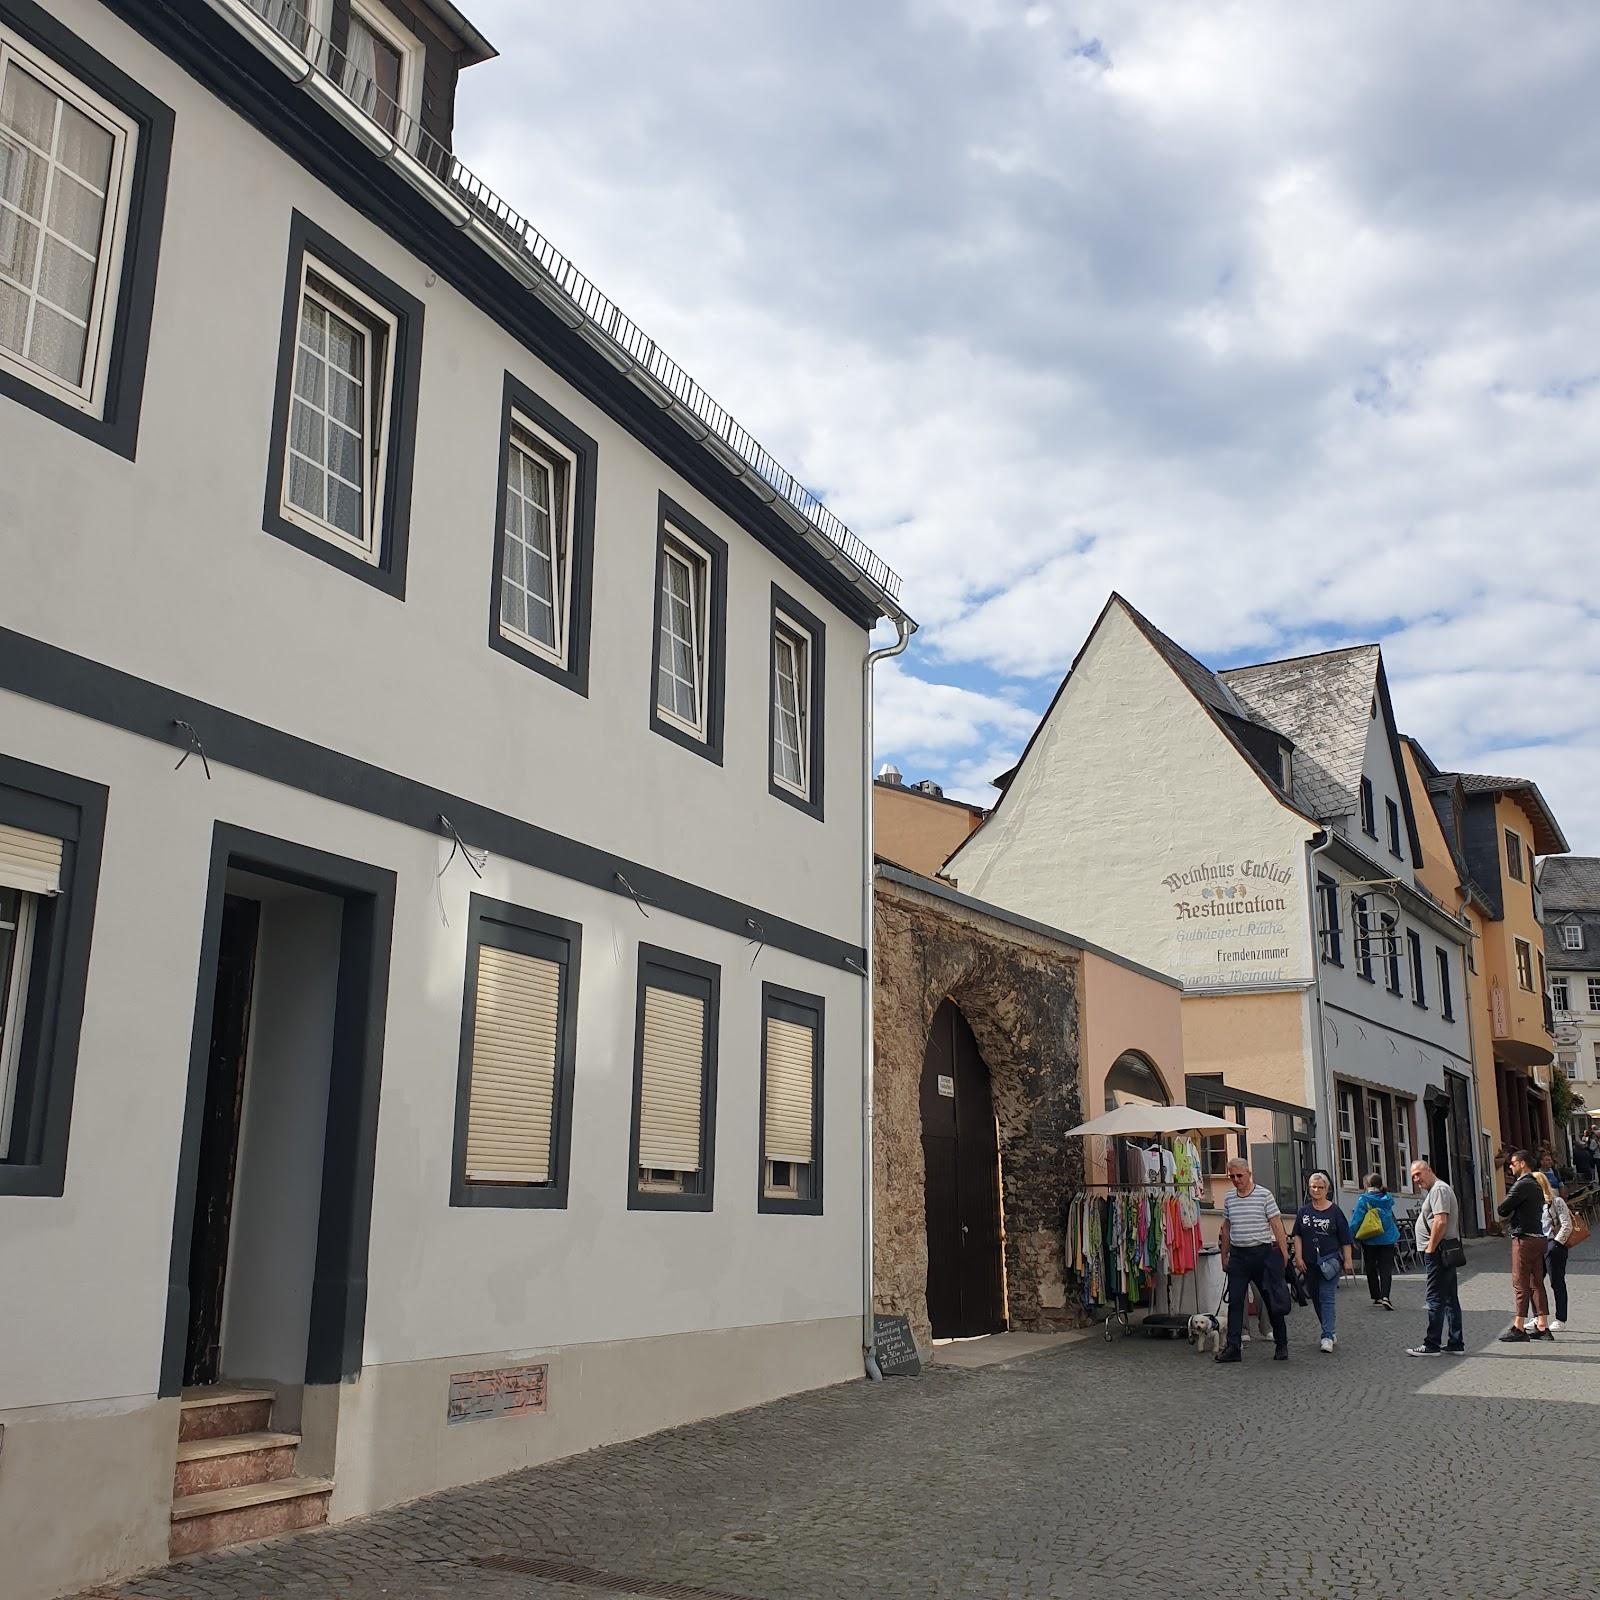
[220,879,341,1388]
[948,602,1317,990]
[0,690,864,1411]
[3,0,868,949]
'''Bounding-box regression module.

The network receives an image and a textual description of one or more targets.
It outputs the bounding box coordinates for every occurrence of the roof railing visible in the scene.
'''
[238,0,902,602]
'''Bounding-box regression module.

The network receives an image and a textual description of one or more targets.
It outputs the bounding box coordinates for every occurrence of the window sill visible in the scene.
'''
[450,1180,569,1210]
[628,1186,714,1212]
[758,1194,824,1217]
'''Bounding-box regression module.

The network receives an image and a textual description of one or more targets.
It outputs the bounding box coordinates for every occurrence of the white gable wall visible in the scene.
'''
[949,604,1318,991]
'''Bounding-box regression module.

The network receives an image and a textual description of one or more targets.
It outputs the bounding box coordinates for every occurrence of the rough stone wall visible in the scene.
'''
[874,879,1084,1349]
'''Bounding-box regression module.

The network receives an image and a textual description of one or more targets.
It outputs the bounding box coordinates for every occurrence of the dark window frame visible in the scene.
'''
[262,210,425,600]
[627,943,720,1212]
[0,0,172,458]
[1407,928,1426,1008]
[1359,777,1377,838]
[648,495,729,765]
[0,754,107,1196]
[1385,797,1402,859]
[1381,912,1402,995]
[1505,828,1525,883]
[1437,946,1455,1021]
[486,372,597,697]
[768,584,826,821]
[450,894,582,1210]
[1316,874,1342,966]
[1514,937,1535,992]
[1353,895,1375,982]
[757,982,824,1216]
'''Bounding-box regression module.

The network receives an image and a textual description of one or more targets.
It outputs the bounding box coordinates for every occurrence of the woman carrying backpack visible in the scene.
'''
[1539,1170,1575,1331]
[1349,1172,1400,1309]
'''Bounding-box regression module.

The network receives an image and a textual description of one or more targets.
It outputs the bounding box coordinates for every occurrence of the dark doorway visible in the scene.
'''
[921,998,1005,1338]
[1429,1100,1451,1184]
[184,895,260,1387]
[1447,1075,1478,1234]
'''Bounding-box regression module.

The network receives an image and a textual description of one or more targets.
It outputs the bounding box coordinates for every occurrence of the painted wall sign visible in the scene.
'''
[1161,857,1299,989]
[448,1363,548,1424]
[937,1074,955,1098]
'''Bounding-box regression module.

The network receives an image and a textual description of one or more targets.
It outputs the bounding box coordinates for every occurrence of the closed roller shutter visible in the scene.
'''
[465,945,561,1184]
[638,985,705,1171]
[0,824,62,896]
[764,1016,814,1165]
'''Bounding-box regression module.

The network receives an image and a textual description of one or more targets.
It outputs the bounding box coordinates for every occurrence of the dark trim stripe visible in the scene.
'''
[0,626,865,971]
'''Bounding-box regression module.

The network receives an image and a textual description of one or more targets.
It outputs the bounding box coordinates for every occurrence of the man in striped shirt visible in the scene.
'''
[1216,1158,1291,1363]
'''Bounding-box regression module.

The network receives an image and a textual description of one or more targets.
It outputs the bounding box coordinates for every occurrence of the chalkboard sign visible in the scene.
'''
[873,1314,923,1377]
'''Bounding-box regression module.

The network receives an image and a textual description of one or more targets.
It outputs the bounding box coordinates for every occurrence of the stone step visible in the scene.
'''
[178,1387,275,1442]
[169,1476,332,1558]
[174,1431,300,1498]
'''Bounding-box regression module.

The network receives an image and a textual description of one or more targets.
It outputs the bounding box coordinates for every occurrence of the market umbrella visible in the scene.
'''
[1065,1104,1246,1138]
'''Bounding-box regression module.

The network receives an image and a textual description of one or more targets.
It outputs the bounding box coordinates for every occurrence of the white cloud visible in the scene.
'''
[456,0,1600,849]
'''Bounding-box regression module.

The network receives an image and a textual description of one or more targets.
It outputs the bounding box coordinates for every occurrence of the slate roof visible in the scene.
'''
[1539,856,1600,911]
[1437,772,1570,856]
[1220,645,1380,821]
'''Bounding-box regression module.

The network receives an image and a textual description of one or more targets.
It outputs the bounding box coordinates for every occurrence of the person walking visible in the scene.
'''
[1215,1157,1291,1364]
[1405,1158,1465,1357]
[1496,1149,1553,1343]
[1539,1170,1575,1332]
[1290,1171,1353,1353]
[1575,1137,1596,1186]
[1348,1172,1400,1309]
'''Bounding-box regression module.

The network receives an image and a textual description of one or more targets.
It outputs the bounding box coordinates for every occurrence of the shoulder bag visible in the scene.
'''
[1438,1236,1467,1270]
[1354,1205,1385,1242]
[1564,1204,1589,1251]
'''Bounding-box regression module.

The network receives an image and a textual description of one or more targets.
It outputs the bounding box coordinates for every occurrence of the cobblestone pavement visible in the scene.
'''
[87,1242,1600,1600]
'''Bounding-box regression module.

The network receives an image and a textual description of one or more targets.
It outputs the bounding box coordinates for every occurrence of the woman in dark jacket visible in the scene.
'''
[1291,1171,1354,1352]
[1497,1149,1553,1342]
[1348,1173,1400,1309]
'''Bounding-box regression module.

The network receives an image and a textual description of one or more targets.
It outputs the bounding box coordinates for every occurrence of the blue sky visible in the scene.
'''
[455,0,1600,850]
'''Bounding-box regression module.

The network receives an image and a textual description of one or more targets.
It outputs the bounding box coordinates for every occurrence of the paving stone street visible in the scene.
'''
[87,1242,1600,1600]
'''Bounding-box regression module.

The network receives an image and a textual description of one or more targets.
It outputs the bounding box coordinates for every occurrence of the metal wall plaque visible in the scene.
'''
[448,1363,548,1424]
[937,1074,955,1097]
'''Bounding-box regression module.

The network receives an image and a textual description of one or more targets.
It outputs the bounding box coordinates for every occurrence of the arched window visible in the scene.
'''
[1104,1051,1169,1113]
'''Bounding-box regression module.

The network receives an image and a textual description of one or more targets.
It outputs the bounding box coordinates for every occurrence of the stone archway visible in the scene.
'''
[874,876,1084,1348]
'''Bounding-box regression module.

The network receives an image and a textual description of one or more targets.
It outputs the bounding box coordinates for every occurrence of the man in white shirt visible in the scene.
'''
[1216,1158,1291,1364]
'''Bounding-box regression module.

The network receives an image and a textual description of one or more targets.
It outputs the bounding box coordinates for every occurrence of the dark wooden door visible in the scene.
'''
[184,895,260,1387]
[920,999,1005,1338]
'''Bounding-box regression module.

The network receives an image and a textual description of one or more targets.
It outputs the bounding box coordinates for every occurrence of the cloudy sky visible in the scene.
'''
[455,0,1600,849]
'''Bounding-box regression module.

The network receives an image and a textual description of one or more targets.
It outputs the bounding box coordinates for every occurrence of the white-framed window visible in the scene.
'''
[1394,1102,1412,1190]
[279,257,397,562]
[1561,1053,1578,1081]
[498,415,575,668]
[341,0,423,140]
[1588,977,1600,1013]
[0,882,39,1158]
[1552,977,1570,1012]
[655,529,711,740]
[1514,937,1535,992]
[1336,1086,1359,1188]
[1353,895,1374,981]
[771,615,811,799]
[0,25,138,416]
[1563,922,1585,952]
[1593,1040,1600,1079]
[1365,1096,1386,1186]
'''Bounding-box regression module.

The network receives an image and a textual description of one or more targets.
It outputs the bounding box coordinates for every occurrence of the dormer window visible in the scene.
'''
[1279,746,1293,791]
[341,1,423,140]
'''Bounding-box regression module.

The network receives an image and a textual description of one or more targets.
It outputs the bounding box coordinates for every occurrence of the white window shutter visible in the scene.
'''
[638,985,705,1171]
[464,945,561,1184]
[0,824,63,896]
[764,1017,814,1165]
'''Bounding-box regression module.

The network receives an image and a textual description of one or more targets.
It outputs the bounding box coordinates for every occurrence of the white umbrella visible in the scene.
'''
[1065,1104,1246,1138]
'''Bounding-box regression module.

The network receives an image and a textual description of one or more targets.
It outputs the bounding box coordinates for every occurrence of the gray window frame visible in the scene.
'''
[756,982,824,1216]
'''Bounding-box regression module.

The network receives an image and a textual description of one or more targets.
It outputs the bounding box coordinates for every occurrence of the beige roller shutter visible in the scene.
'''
[763,1016,814,1165]
[0,824,62,897]
[464,945,561,1184]
[638,985,705,1171]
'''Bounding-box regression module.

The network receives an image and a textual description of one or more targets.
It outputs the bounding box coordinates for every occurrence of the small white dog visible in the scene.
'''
[1188,1313,1222,1355]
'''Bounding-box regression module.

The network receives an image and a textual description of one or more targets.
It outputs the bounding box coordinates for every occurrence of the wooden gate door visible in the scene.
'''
[920,999,1006,1338]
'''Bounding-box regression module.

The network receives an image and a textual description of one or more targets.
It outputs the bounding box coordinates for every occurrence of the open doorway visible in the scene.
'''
[162,827,395,1403]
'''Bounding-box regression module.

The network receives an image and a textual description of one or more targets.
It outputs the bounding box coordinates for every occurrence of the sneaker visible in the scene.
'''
[1532,1327,1555,1341]
[1498,1327,1530,1343]
[1378,1298,1393,1311]
[1273,1347,1289,1361]
[1445,1344,1466,1354]
[1319,1337,1334,1354]
[1405,1345,1443,1357]
[1214,1348,1242,1364]
[1549,1320,1564,1332]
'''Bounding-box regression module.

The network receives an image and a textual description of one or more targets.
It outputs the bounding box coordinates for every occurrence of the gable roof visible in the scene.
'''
[1537,855,1600,909]
[1441,773,1570,856]
[1219,646,1378,819]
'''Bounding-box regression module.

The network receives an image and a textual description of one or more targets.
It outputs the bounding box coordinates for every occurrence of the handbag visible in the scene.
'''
[1438,1236,1467,1270]
[1318,1254,1341,1281]
[1564,1208,1589,1251]
[1354,1205,1385,1243]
